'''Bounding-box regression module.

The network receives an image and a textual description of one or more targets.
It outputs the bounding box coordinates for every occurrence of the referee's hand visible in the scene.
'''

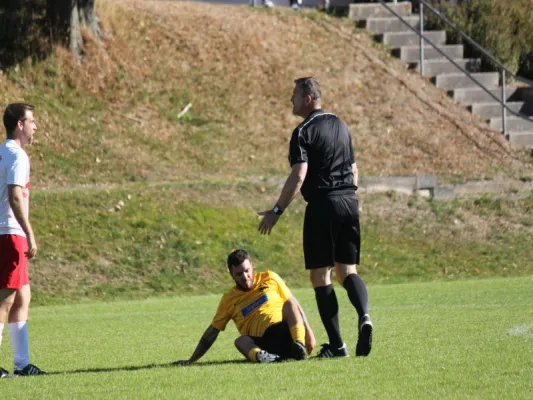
[257,210,280,235]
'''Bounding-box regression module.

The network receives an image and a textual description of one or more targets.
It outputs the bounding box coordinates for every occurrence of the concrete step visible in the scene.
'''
[363,16,420,34]
[434,72,499,90]
[452,87,518,105]
[380,30,446,47]
[470,102,525,119]
[490,116,533,132]
[412,58,481,77]
[349,2,412,20]
[392,44,463,62]
[508,131,533,148]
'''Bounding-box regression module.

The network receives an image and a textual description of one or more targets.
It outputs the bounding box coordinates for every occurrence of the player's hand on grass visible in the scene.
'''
[306,330,316,355]
[257,210,280,235]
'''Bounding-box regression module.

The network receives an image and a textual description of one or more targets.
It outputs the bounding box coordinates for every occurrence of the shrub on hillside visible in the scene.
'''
[0,1,50,70]
[426,0,533,81]
[518,51,533,80]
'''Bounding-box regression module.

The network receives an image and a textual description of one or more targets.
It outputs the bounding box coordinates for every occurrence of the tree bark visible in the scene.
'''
[47,0,100,60]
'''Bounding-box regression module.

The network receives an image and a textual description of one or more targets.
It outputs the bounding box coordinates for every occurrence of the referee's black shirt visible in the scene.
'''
[288,109,357,203]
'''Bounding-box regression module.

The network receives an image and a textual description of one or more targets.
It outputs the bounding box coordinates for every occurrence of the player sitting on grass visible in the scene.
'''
[175,249,316,364]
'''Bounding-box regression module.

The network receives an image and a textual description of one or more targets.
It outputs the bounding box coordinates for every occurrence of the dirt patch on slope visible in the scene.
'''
[1,0,531,188]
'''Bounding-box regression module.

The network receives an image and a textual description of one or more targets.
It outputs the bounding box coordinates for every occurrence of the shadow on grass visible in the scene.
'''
[46,359,249,375]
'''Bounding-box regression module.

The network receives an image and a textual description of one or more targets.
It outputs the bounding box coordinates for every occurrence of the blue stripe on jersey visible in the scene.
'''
[241,294,268,317]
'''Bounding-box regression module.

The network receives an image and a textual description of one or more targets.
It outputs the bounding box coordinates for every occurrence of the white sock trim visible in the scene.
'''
[0,323,4,347]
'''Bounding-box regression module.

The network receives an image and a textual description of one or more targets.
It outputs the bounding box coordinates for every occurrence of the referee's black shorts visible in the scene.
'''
[303,192,360,270]
[250,321,293,359]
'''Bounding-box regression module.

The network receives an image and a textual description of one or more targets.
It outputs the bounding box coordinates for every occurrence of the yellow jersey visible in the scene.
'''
[211,271,292,337]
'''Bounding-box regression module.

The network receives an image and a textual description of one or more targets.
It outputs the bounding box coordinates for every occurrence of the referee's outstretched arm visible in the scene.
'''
[258,163,308,235]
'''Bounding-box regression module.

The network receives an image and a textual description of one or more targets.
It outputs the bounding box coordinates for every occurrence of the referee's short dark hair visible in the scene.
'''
[294,77,321,101]
[227,249,250,271]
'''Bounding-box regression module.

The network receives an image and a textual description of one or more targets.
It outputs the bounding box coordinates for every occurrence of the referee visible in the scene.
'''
[258,77,373,358]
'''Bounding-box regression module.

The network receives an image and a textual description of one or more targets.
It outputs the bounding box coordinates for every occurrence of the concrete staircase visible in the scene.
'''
[349,1,533,148]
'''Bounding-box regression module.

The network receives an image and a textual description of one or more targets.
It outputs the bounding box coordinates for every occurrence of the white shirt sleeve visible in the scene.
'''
[7,150,29,187]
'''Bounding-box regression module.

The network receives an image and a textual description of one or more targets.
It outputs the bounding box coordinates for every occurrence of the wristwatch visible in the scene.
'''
[272,204,284,216]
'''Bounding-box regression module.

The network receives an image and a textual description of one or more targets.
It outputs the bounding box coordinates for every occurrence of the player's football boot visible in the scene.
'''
[314,343,349,358]
[256,350,280,363]
[13,364,47,376]
[356,314,373,357]
[290,340,307,361]
[0,367,9,378]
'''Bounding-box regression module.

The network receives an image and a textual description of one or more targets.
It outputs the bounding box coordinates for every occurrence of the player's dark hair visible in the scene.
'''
[227,249,250,271]
[294,77,321,101]
[3,103,34,138]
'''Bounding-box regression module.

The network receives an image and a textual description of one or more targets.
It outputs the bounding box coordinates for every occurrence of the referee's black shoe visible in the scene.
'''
[0,367,9,378]
[314,343,349,358]
[356,314,373,357]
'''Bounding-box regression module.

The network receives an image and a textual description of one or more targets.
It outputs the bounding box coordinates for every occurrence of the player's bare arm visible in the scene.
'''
[258,163,308,235]
[175,325,220,365]
[8,184,37,258]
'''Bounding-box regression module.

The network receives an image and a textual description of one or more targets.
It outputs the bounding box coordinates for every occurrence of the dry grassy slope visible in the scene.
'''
[0,0,530,189]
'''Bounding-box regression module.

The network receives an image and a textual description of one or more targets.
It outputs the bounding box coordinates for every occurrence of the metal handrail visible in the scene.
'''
[376,0,533,137]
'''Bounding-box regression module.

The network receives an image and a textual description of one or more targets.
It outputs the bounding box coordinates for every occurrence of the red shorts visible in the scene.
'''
[0,234,29,290]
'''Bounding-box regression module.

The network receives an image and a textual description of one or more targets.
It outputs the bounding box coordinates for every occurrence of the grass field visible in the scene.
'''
[1,277,532,399]
[25,182,533,304]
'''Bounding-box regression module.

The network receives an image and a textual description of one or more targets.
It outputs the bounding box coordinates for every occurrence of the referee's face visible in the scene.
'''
[231,259,254,291]
[291,85,306,117]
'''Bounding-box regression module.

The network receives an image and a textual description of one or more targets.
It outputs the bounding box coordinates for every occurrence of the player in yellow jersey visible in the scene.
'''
[175,249,316,364]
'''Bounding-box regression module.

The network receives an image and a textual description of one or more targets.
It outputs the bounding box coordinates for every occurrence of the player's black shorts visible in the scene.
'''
[303,192,360,269]
[250,321,293,359]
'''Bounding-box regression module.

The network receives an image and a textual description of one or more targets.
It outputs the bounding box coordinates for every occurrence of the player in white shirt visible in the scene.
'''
[0,103,45,377]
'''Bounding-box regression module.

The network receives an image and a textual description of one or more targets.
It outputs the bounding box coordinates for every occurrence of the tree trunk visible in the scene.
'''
[0,0,99,69]
[47,0,100,60]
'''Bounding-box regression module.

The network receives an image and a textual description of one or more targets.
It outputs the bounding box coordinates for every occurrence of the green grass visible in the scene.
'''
[28,184,533,304]
[1,277,532,399]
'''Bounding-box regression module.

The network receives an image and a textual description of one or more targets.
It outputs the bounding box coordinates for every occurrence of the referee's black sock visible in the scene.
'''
[314,284,343,349]
[343,274,369,320]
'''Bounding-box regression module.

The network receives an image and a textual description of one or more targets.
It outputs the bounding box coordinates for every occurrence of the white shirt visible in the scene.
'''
[0,139,30,236]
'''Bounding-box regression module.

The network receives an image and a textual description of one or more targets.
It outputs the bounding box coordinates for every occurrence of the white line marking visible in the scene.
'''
[508,324,533,338]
